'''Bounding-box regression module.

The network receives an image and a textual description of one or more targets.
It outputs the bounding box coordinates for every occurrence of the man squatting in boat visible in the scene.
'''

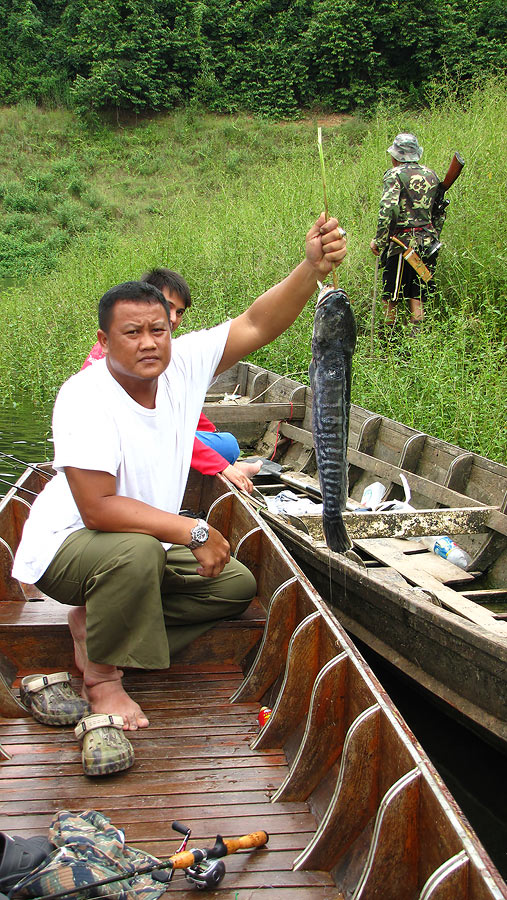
[82,266,264,495]
[12,215,347,730]
[370,132,447,337]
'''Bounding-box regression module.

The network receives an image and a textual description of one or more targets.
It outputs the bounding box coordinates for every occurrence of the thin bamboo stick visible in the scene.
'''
[317,127,338,289]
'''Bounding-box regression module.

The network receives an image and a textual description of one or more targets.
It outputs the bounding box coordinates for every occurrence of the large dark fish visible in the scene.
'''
[309,284,357,552]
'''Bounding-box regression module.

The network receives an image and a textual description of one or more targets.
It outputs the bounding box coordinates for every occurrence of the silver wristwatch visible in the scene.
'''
[186,518,209,550]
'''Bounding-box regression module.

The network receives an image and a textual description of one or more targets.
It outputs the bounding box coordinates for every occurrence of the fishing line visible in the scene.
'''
[327,548,333,606]
[64,889,124,900]
[0,451,52,480]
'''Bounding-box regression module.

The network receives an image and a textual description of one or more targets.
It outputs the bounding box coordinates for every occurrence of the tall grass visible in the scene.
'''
[0,80,505,462]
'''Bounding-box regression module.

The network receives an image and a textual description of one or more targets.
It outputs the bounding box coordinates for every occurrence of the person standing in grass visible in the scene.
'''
[83,267,262,494]
[12,215,347,731]
[370,133,447,336]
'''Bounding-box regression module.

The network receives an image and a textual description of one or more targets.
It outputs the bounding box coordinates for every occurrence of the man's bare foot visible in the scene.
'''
[67,607,88,674]
[235,459,263,478]
[83,660,149,730]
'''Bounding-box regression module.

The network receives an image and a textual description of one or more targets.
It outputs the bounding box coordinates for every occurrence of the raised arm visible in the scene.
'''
[216,215,346,375]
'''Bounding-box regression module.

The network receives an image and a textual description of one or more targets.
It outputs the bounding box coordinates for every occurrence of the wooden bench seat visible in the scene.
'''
[0,596,266,671]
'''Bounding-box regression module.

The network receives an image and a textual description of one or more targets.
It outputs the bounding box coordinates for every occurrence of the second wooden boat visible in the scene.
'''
[201,361,507,752]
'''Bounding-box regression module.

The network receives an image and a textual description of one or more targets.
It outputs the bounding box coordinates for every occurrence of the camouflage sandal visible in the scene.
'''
[20,672,91,726]
[75,714,134,777]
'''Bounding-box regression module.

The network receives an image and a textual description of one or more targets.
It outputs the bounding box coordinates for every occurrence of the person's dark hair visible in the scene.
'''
[139,267,192,308]
[98,281,170,332]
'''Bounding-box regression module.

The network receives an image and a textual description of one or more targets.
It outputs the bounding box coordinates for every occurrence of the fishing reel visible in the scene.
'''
[184,857,226,890]
[170,821,226,891]
[169,820,267,891]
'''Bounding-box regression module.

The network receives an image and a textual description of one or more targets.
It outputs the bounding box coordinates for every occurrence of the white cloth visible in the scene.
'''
[12,322,230,584]
[265,490,323,517]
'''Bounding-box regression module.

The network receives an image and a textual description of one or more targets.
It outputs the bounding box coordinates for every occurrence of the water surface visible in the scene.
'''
[0,399,53,496]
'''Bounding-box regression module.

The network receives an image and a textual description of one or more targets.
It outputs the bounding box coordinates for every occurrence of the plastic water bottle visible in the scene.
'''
[433,536,471,569]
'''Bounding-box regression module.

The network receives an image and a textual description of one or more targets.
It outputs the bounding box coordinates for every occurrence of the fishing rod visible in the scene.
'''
[21,823,269,897]
[0,451,53,480]
[0,476,39,497]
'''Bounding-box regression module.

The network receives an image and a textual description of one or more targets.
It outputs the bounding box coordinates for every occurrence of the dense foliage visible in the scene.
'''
[0,82,505,463]
[0,0,505,117]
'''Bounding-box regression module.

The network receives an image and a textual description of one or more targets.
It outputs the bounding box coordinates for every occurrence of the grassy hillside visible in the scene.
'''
[0,80,505,462]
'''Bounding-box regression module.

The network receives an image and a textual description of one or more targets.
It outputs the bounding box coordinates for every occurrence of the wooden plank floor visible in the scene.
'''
[0,665,341,898]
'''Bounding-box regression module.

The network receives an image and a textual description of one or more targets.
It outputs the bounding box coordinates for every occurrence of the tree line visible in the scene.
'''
[0,0,505,118]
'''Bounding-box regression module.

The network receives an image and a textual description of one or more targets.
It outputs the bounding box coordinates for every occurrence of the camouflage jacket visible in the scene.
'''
[10,809,167,900]
[374,162,447,259]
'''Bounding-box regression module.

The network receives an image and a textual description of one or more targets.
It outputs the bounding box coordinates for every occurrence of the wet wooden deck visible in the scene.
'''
[0,662,341,898]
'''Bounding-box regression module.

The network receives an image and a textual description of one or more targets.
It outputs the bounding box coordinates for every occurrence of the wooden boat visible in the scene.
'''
[1,462,506,897]
[200,361,507,753]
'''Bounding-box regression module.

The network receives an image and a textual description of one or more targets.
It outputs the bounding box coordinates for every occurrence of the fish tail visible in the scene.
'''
[323,514,352,553]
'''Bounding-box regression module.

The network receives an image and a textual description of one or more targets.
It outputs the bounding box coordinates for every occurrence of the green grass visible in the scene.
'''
[0,80,505,463]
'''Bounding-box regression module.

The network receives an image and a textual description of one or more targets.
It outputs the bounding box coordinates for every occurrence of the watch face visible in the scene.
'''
[187,519,209,549]
[192,523,208,543]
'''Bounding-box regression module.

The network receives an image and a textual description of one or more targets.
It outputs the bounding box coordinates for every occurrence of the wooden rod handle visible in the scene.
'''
[223,830,269,854]
[169,848,205,869]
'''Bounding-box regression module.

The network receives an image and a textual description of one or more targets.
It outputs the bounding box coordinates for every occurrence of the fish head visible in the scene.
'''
[313,285,357,353]
[316,282,339,305]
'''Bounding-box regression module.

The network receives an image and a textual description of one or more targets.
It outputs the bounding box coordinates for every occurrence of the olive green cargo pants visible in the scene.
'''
[36,529,257,669]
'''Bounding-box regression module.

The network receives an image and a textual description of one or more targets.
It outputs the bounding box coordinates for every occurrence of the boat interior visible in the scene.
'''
[203,362,507,630]
[1,466,507,898]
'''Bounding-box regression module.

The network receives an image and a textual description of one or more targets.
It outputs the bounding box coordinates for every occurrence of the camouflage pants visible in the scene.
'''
[36,529,256,669]
[10,809,166,900]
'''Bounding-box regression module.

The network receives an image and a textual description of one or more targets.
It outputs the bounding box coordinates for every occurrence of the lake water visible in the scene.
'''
[0,398,506,880]
[0,398,53,496]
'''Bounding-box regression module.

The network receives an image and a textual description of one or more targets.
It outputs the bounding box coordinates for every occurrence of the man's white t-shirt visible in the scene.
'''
[12,321,230,585]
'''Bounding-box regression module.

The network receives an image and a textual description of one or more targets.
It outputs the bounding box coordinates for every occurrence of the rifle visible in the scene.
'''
[432,151,465,222]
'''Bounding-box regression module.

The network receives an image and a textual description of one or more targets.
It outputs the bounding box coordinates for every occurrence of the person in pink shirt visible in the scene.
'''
[83,267,262,492]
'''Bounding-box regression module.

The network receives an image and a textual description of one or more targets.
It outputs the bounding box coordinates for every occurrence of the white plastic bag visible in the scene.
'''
[359,482,386,511]
[375,474,415,513]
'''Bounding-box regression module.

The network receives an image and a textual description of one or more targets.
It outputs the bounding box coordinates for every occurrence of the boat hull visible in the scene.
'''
[202,362,507,751]
[269,513,507,750]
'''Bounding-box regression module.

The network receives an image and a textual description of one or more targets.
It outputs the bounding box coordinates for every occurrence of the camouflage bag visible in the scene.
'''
[10,810,167,900]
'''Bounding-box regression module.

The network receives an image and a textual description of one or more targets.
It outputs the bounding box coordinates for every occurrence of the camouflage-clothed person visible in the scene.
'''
[371,133,447,327]
[374,161,446,260]
[10,810,167,900]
